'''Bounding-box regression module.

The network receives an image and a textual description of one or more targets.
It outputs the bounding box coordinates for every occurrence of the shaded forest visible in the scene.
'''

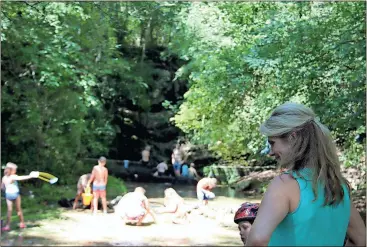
[1,2,365,188]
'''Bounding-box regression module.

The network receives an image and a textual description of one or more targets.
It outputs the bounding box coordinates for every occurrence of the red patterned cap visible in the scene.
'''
[234,202,260,224]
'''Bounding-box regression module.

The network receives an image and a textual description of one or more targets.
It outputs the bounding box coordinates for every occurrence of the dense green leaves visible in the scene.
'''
[169,2,365,162]
[1,2,365,174]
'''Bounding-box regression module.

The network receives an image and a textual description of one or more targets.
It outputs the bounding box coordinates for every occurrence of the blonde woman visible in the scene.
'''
[156,188,189,224]
[246,102,365,246]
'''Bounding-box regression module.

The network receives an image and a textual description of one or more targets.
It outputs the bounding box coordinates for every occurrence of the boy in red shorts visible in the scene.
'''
[87,157,108,214]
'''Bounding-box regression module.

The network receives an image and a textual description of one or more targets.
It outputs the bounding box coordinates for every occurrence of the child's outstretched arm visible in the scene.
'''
[157,203,178,214]
[143,198,157,222]
[11,174,33,181]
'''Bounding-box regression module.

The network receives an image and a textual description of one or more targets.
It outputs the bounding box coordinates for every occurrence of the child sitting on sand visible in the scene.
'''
[1,162,38,231]
[155,188,189,224]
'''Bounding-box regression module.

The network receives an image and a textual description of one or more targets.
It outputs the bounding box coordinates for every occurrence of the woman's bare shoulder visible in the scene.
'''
[268,173,298,191]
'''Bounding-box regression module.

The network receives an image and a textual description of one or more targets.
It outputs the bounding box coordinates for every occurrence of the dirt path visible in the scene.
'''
[1,196,261,246]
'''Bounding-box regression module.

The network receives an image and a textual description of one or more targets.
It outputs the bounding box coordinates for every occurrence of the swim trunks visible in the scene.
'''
[197,190,215,201]
[5,192,19,201]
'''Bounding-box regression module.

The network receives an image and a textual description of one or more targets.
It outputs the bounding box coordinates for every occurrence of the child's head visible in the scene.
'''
[134,187,146,195]
[98,156,107,166]
[164,188,180,199]
[4,162,17,175]
[190,162,195,168]
[209,178,217,188]
[234,202,259,245]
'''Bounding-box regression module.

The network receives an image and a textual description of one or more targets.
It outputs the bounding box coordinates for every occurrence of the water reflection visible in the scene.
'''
[1,235,46,246]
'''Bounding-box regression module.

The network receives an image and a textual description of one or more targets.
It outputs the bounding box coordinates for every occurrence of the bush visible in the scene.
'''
[106,176,127,200]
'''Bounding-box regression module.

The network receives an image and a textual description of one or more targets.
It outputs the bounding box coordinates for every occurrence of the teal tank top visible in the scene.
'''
[269,168,350,246]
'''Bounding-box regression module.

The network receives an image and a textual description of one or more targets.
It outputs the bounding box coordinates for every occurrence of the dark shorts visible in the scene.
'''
[173,162,181,172]
[197,190,215,201]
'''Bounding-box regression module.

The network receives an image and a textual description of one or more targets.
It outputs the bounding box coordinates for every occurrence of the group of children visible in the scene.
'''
[111,176,260,246]
[1,158,259,246]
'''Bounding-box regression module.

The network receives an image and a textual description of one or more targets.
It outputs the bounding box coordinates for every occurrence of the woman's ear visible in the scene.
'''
[289,132,296,141]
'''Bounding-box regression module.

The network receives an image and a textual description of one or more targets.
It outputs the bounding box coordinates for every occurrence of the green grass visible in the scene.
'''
[1,184,74,226]
[1,175,127,226]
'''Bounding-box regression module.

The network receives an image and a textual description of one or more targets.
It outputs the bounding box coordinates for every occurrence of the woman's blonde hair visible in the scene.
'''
[4,162,17,176]
[164,188,179,197]
[260,102,349,206]
[164,188,183,202]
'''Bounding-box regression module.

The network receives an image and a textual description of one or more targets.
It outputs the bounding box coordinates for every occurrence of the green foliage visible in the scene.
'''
[1,2,117,175]
[339,127,366,168]
[169,2,366,164]
[0,184,73,223]
[1,2,186,176]
[1,2,365,174]
[106,176,127,199]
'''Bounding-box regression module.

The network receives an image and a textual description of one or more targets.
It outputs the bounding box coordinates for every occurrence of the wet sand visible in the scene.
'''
[1,182,261,246]
[1,199,261,246]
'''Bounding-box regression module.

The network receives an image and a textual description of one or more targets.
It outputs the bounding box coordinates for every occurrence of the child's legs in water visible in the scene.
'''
[15,196,25,224]
[5,199,13,226]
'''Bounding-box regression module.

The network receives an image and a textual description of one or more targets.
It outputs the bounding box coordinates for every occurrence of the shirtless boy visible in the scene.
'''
[196,177,217,206]
[87,157,108,214]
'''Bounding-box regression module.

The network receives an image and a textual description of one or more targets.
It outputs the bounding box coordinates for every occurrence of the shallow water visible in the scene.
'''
[125,181,257,200]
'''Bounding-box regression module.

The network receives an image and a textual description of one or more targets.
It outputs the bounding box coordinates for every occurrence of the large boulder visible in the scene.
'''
[230,170,279,191]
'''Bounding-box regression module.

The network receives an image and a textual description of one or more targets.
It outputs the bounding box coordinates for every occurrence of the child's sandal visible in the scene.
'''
[1,225,10,231]
[19,223,26,229]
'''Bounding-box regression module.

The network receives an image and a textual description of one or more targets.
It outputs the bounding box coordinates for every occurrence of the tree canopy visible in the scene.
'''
[1,2,365,179]
[169,2,365,164]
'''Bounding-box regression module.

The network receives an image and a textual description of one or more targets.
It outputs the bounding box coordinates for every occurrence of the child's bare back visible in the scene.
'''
[87,157,108,214]
[92,165,108,186]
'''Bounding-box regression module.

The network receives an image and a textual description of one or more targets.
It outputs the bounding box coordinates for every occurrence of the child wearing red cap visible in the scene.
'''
[234,202,260,245]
